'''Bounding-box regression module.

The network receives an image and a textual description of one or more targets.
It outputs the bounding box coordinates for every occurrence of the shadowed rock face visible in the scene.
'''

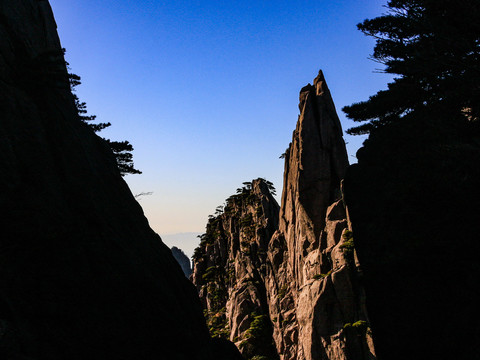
[344,115,480,360]
[171,246,193,277]
[193,72,375,360]
[0,1,241,359]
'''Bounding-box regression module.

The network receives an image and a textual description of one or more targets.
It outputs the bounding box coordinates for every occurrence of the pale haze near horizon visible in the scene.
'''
[49,0,392,255]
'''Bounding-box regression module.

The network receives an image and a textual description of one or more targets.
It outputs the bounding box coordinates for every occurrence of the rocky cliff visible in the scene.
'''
[192,179,280,360]
[0,1,239,359]
[265,71,374,360]
[171,246,193,277]
[193,72,375,360]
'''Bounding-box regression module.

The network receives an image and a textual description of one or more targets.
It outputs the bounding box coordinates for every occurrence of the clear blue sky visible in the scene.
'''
[49,0,392,251]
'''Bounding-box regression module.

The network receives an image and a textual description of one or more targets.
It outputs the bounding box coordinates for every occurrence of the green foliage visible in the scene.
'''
[193,178,279,354]
[204,308,230,339]
[66,52,141,176]
[312,270,332,280]
[240,214,254,227]
[340,230,356,268]
[238,312,277,360]
[340,229,355,261]
[343,230,353,241]
[277,285,288,300]
[209,286,227,310]
[192,231,218,261]
[202,266,218,283]
[340,239,355,252]
[279,147,289,160]
[352,320,367,329]
[344,320,368,335]
[340,239,355,261]
[344,320,367,329]
[343,0,480,135]
[192,246,204,262]
[245,313,271,342]
[256,178,277,196]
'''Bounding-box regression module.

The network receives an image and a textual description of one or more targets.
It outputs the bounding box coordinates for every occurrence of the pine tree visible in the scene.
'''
[343,0,480,135]
[67,61,141,176]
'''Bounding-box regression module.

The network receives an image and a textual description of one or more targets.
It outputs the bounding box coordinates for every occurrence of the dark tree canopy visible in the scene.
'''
[66,56,141,176]
[343,0,480,135]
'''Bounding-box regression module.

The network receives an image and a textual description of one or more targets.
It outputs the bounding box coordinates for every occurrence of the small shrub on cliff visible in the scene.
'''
[343,230,353,241]
[192,246,204,261]
[340,231,355,259]
[66,53,141,176]
[313,271,332,280]
[240,214,254,227]
[352,320,367,329]
[277,285,288,300]
[344,320,367,331]
[202,266,218,283]
[246,314,270,340]
[205,310,229,339]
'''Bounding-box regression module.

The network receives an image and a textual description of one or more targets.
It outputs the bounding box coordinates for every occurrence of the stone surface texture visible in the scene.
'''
[0,1,241,359]
[193,72,375,360]
[266,71,374,360]
[192,179,280,360]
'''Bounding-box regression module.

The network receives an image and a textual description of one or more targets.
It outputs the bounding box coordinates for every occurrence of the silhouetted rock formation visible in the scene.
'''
[171,246,193,277]
[344,115,480,360]
[0,1,241,359]
[193,72,375,360]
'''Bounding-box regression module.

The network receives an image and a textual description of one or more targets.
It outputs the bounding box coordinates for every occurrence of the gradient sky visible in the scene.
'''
[49,0,392,251]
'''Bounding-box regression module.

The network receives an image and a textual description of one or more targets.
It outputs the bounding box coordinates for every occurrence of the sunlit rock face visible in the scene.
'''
[266,71,374,360]
[192,178,281,360]
[0,1,240,359]
[193,71,375,360]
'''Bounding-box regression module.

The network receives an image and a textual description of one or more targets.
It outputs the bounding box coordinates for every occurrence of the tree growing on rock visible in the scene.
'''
[343,0,480,135]
[67,55,141,176]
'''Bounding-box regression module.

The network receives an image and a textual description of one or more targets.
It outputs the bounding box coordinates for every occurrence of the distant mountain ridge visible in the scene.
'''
[171,246,193,277]
[161,232,201,259]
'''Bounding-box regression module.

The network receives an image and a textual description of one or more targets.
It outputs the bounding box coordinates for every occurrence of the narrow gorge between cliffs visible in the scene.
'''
[1,1,479,360]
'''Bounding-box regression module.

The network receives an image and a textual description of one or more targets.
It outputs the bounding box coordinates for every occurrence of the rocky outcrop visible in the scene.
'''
[265,71,373,360]
[192,179,280,360]
[0,1,240,359]
[171,246,193,277]
[193,71,375,360]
